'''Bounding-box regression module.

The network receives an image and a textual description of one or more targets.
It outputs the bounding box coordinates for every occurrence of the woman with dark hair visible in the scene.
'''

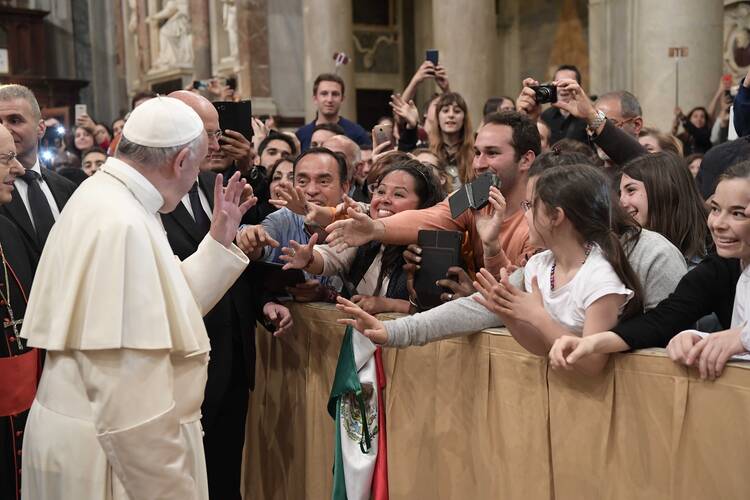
[280,159,443,314]
[672,106,712,155]
[428,92,474,187]
[550,161,750,379]
[619,152,709,263]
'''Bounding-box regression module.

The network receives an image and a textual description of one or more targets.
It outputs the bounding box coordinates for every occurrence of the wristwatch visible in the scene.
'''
[586,109,607,136]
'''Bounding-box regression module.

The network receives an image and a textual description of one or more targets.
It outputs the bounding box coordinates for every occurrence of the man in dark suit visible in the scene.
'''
[166,90,292,500]
[0,85,76,270]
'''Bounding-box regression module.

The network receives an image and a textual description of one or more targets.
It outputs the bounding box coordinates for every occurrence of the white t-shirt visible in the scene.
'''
[733,266,750,330]
[523,244,634,335]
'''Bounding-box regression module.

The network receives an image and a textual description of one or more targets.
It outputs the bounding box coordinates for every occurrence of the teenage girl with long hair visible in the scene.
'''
[619,152,709,263]
[336,164,643,374]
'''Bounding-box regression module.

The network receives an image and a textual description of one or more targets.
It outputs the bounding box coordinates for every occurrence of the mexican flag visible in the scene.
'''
[328,326,389,500]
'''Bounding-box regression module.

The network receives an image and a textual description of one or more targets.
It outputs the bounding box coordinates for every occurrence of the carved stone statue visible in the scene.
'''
[724,3,750,78]
[146,0,193,69]
[222,0,238,57]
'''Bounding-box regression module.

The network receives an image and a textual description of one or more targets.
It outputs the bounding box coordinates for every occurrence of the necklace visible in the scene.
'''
[0,243,24,350]
[550,242,593,291]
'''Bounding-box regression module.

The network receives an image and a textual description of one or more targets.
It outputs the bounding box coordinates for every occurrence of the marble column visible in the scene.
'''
[236,0,276,115]
[633,0,723,131]
[432,0,496,127]
[302,0,355,122]
[189,0,211,80]
[588,0,723,131]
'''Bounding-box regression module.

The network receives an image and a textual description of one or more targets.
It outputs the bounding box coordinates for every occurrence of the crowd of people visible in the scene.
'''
[1,55,750,499]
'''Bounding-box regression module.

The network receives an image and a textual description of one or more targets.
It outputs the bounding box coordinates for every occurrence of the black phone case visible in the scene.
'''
[414,230,463,309]
[214,100,253,142]
[447,173,500,219]
[251,261,305,294]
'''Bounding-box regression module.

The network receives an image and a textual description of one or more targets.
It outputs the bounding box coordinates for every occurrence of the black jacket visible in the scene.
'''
[0,168,76,271]
[612,254,741,349]
[160,171,265,398]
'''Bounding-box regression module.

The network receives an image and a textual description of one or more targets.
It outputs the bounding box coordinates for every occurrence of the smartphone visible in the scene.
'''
[373,123,393,147]
[414,230,463,309]
[213,100,253,142]
[426,49,439,65]
[74,104,87,121]
[192,80,208,90]
[448,172,502,219]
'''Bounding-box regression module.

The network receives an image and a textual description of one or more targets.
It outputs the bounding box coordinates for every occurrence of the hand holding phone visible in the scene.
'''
[426,49,439,65]
[373,123,393,148]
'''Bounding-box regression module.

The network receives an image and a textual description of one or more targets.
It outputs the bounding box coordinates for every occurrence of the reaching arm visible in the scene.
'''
[180,234,248,315]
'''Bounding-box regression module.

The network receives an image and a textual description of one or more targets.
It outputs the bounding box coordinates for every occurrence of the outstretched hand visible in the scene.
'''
[325,208,381,252]
[210,172,257,247]
[335,296,389,344]
[279,233,318,270]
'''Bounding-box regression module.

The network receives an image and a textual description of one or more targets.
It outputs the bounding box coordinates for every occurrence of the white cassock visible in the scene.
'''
[20,157,249,500]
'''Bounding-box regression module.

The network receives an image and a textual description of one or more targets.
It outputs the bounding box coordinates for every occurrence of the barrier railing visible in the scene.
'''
[244,303,750,500]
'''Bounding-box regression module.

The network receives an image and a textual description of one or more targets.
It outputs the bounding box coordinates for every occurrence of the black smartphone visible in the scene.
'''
[213,100,253,142]
[251,261,306,294]
[426,49,439,65]
[414,230,463,310]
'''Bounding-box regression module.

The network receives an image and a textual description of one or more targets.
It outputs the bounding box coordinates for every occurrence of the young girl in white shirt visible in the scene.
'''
[336,164,643,374]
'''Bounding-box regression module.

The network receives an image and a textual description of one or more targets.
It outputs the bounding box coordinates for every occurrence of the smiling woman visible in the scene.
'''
[619,152,708,263]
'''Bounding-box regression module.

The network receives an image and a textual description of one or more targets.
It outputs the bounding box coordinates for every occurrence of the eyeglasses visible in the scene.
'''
[206,130,222,141]
[520,200,533,212]
[0,151,17,166]
[609,117,636,129]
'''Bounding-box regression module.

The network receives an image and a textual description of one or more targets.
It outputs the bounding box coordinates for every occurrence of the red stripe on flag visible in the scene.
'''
[371,347,389,500]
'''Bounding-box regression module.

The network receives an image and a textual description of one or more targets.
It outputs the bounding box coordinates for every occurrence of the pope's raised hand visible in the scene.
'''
[210,172,257,247]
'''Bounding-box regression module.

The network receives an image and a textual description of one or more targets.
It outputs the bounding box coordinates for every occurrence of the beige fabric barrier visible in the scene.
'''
[244,303,750,500]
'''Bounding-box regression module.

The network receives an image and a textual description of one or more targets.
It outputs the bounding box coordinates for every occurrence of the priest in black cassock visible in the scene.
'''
[0,124,37,500]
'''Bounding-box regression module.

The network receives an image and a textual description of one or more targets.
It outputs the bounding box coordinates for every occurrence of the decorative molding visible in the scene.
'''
[352,30,398,71]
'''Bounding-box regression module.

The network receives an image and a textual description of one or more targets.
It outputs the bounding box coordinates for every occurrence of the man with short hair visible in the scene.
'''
[237,147,349,301]
[539,64,589,145]
[0,84,76,269]
[81,146,107,175]
[594,90,644,138]
[325,111,538,277]
[21,96,253,500]
[163,90,291,500]
[257,130,297,168]
[296,74,371,151]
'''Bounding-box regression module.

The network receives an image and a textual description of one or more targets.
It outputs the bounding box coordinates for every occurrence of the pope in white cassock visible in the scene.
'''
[19,96,255,500]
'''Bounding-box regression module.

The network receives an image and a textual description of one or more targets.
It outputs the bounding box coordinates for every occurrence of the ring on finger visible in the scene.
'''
[447,293,454,301]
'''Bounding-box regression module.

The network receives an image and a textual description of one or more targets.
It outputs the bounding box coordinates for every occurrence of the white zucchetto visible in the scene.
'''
[122,95,204,148]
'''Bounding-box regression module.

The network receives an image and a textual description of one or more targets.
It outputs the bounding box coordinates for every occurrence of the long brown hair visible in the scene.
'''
[621,152,708,261]
[428,92,474,184]
[534,165,644,319]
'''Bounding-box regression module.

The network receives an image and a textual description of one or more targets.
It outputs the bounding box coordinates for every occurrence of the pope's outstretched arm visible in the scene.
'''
[180,173,253,314]
[74,348,198,500]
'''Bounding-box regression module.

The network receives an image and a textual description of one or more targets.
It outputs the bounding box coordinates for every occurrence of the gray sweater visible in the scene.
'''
[383,228,687,347]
